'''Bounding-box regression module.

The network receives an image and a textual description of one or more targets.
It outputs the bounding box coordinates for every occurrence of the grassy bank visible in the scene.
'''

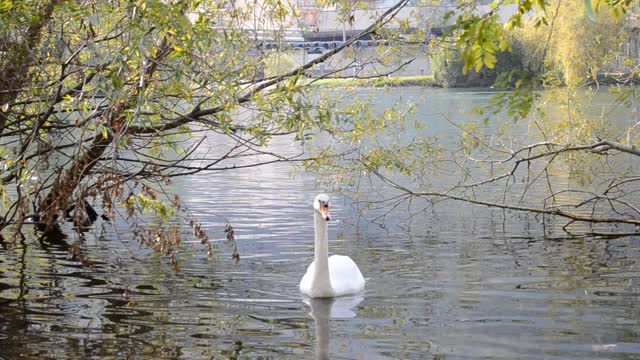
[305,75,437,88]
[297,73,637,90]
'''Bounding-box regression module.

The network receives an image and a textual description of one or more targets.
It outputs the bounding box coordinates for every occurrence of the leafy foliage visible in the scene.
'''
[430,39,527,88]
[0,0,415,264]
[516,0,625,86]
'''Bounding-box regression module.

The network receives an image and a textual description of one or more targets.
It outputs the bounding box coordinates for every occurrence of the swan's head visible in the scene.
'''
[313,194,331,221]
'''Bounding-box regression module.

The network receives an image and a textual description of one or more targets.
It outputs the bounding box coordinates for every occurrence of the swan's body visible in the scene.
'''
[300,194,365,298]
[300,255,365,297]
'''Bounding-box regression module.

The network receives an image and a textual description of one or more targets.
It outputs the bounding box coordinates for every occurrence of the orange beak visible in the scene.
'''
[319,206,331,221]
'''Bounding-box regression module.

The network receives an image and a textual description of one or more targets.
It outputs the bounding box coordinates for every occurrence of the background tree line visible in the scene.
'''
[431,0,626,88]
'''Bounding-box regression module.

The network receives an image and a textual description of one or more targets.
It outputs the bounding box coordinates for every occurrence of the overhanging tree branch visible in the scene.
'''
[127,0,411,134]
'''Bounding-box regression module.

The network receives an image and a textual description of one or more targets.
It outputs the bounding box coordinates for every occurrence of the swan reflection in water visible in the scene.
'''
[304,295,364,359]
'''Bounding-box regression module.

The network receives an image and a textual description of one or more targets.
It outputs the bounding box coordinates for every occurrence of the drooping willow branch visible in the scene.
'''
[359,135,640,235]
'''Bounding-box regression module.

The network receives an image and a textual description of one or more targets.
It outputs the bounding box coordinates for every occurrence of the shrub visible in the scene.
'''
[430,40,528,88]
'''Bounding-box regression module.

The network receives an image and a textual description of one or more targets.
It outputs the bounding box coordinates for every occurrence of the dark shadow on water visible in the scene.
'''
[37,225,69,249]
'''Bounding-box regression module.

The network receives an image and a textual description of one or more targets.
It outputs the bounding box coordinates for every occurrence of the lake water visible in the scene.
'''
[1,88,640,359]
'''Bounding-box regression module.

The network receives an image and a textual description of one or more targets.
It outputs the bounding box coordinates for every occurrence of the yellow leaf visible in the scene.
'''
[484,52,497,69]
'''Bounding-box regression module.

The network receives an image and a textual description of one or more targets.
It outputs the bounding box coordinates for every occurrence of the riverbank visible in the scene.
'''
[300,73,636,89]
[304,75,438,88]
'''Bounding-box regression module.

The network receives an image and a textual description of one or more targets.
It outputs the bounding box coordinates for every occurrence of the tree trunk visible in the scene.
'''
[38,132,113,226]
[36,36,172,228]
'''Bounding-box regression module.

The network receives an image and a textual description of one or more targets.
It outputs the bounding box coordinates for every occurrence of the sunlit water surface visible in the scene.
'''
[1,88,640,359]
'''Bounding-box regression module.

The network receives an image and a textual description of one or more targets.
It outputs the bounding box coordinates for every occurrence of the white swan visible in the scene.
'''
[300,194,365,298]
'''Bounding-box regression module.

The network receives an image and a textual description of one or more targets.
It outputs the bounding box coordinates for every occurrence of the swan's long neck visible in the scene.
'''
[312,211,332,296]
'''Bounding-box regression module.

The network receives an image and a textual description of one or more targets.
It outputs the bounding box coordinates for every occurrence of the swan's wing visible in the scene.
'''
[328,255,365,296]
[299,261,315,295]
